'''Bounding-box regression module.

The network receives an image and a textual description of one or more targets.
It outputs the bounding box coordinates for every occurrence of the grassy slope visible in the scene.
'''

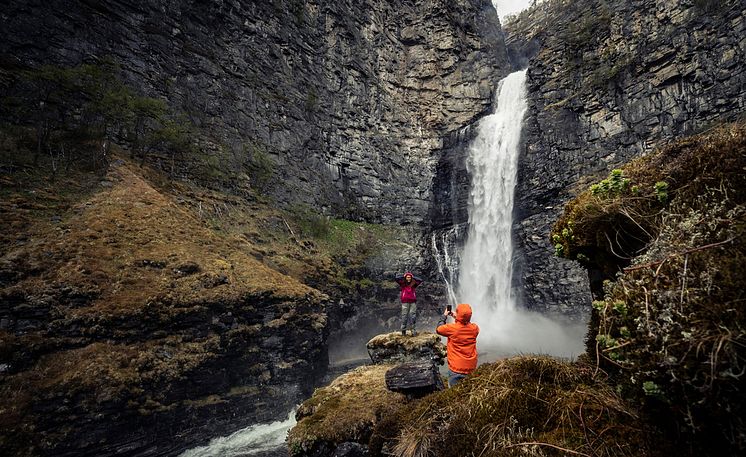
[0,148,407,453]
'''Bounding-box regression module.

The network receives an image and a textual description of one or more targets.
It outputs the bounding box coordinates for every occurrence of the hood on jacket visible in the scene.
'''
[456,303,472,323]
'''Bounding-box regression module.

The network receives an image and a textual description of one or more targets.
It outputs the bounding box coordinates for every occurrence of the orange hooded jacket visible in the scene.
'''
[436,303,479,375]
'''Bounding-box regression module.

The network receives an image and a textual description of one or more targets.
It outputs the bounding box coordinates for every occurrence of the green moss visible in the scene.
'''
[288,365,405,455]
[554,122,746,454]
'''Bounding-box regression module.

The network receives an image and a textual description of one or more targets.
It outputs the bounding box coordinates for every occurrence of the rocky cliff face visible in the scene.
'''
[0,0,508,225]
[0,1,509,454]
[505,0,746,319]
[0,161,329,456]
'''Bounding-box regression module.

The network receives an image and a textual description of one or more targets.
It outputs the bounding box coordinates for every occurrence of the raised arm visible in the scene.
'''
[436,307,454,336]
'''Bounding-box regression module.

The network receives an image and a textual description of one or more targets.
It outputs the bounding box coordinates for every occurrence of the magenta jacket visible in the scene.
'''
[395,272,422,303]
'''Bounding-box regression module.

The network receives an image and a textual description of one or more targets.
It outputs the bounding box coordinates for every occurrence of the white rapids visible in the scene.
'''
[179,409,296,457]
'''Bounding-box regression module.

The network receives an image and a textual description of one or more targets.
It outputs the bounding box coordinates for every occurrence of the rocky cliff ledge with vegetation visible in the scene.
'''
[0,156,332,456]
[289,122,745,457]
[553,122,745,455]
[504,0,745,320]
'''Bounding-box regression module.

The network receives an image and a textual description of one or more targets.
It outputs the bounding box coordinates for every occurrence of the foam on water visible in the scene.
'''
[179,409,296,457]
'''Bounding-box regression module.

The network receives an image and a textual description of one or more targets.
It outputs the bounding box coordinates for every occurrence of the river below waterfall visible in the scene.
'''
[179,409,295,457]
[179,357,367,456]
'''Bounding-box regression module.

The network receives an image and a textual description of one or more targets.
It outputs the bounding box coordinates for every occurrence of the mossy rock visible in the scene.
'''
[553,121,746,454]
[366,332,446,365]
[287,364,407,456]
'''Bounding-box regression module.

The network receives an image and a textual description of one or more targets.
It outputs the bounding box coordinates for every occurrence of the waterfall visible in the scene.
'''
[458,70,528,313]
[452,69,584,358]
[430,225,463,306]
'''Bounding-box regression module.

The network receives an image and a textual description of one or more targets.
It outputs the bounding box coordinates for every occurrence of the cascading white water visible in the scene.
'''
[458,70,528,313]
[179,409,296,457]
[454,69,585,358]
[431,225,463,306]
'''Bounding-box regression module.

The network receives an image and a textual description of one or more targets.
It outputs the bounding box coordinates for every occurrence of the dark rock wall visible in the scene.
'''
[506,0,746,320]
[0,0,508,225]
[0,1,509,454]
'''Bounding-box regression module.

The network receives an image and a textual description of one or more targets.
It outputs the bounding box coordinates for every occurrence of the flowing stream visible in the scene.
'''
[179,409,296,457]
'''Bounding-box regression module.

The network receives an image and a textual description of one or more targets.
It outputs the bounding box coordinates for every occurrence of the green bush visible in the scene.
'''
[289,204,331,239]
[244,142,274,194]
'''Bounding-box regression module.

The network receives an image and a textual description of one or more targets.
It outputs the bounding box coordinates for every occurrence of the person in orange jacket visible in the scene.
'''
[436,303,479,386]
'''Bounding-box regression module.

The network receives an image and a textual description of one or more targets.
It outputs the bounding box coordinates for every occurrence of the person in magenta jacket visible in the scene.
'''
[395,271,422,336]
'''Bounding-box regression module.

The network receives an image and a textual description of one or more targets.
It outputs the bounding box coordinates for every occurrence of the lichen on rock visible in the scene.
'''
[366,332,446,365]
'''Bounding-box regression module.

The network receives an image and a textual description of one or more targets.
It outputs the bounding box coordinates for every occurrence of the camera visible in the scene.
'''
[446,305,452,312]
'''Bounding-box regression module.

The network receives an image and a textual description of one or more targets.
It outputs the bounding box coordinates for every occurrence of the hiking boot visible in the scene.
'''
[410,330,417,336]
[401,329,406,336]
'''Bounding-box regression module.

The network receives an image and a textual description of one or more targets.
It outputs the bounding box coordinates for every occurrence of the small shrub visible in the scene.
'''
[654,181,669,202]
[642,381,662,397]
[289,204,330,239]
[305,88,318,112]
[244,142,274,194]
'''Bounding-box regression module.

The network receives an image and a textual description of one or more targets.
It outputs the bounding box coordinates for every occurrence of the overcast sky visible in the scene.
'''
[492,0,533,20]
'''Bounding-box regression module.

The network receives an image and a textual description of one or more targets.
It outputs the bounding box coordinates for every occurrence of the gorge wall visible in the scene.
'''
[1,0,508,225]
[0,1,509,455]
[505,0,746,319]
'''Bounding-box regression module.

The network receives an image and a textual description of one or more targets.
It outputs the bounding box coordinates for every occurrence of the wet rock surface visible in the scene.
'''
[505,0,746,319]
[0,0,508,225]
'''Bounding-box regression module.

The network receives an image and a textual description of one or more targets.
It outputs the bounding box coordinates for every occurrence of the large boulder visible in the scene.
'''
[365,332,446,365]
[384,361,444,398]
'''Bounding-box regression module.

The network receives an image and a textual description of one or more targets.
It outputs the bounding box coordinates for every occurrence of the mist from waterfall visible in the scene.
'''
[455,70,585,359]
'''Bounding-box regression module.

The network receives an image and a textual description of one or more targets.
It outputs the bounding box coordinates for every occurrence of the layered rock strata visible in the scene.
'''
[506,0,746,318]
[0,0,508,225]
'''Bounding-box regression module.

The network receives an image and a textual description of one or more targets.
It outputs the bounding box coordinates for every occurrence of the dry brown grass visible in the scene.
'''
[372,356,650,457]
